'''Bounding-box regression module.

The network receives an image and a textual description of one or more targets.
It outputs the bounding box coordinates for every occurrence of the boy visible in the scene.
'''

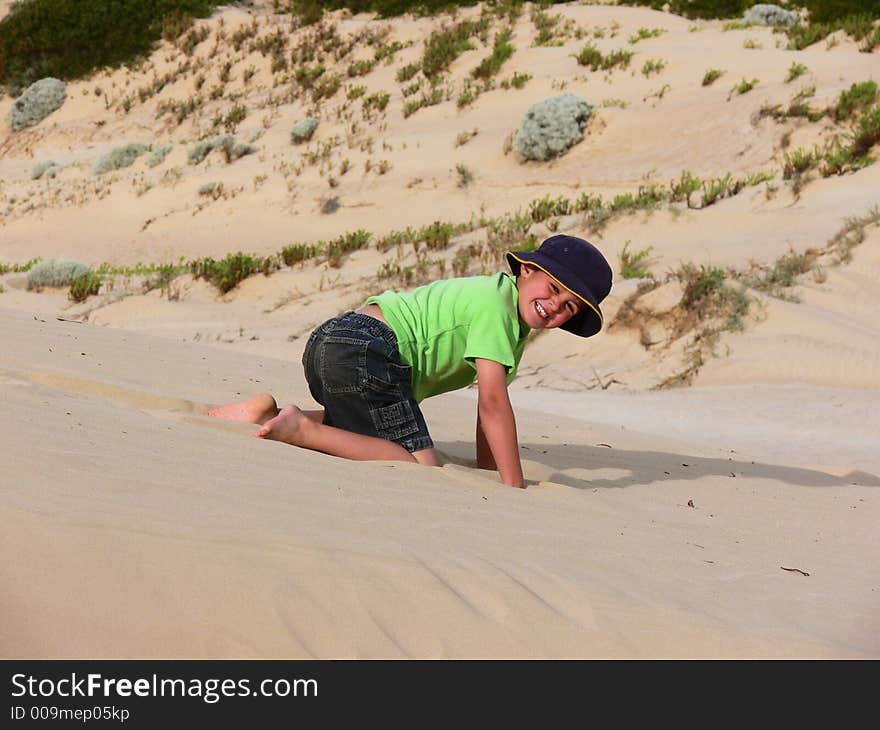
[208,235,612,488]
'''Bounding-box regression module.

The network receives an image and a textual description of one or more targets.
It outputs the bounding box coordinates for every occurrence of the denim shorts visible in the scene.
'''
[302,311,434,453]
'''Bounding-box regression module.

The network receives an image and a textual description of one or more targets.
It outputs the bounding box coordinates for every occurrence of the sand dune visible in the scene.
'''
[1,2,878,657]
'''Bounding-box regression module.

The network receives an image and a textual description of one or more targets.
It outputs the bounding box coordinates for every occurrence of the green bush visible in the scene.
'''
[68,271,103,302]
[0,1,224,89]
[94,142,148,174]
[190,252,277,293]
[146,144,173,167]
[27,258,90,288]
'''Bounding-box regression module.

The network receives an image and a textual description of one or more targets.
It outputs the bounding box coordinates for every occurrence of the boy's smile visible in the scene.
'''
[516,264,584,330]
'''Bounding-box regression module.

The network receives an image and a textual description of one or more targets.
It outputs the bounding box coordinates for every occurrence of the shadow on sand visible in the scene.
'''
[435,440,880,491]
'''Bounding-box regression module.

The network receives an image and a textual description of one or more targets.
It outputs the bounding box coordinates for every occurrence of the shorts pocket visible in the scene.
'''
[319,335,368,395]
[369,399,421,441]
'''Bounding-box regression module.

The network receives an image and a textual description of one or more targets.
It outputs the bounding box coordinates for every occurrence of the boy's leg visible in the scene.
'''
[206,393,279,424]
[258,405,439,465]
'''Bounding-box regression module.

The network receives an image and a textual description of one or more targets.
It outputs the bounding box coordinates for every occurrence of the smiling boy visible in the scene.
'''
[208,235,613,488]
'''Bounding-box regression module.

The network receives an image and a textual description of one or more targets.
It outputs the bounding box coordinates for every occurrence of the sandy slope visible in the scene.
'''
[2,306,877,658]
[1,2,879,657]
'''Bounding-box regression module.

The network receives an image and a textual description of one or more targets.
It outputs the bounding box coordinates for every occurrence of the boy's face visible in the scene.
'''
[516,264,585,330]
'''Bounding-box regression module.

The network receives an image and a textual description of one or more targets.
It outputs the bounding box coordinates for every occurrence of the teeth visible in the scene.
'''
[536,302,547,319]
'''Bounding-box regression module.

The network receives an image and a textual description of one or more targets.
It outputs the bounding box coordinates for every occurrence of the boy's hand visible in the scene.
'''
[474,358,525,489]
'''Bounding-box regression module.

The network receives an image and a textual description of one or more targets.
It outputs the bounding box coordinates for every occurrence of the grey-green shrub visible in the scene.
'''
[743,4,799,27]
[31,160,62,180]
[9,78,66,131]
[146,144,173,168]
[230,142,256,160]
[515,93,592,162]
[94,143,148,174]
[290,117,319,144]
[188,134,233,164]
[27,258,90,289]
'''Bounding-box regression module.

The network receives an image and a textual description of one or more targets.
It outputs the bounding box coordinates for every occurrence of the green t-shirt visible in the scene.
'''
[364,272,530,402]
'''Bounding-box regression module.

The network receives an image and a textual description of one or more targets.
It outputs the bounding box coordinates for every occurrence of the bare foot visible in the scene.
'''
[256,404,309,445]
[206,393,278,424]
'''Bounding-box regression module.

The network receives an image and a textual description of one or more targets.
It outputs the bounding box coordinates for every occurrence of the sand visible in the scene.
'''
[1,2,878,658]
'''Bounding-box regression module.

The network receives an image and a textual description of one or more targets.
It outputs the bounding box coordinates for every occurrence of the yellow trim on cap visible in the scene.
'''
[507,251,603,325]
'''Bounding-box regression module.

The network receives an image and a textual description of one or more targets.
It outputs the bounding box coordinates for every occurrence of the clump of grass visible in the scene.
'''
[741,247,817,300]
[326,229,372,267]
[833,81,878,122]
[574,43,633,71]
[700,173,736,207]
[702,68,725,86]
[280,242,319,266]
[782,146,818,179]
[348,59,376,77]
[785,62,808,83]
[619,241,654,279]
[402,85,444,118]
[500,71,531,89]
[455,128,479,147]
[421,18,484,80]
[670,169,701,207]
[190,252,279,294]
[363,90,391,114]
[68,271,103,302]
[729,77,758,98]
[782,14,876,51]
[472,27,515,80]
[641,58,666,77]
[396,62,420,83]
[628,27,666,44]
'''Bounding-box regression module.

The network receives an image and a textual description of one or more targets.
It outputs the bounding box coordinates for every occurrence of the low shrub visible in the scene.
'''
[8,77,66,130]
[94,142,148,174]
[31,160,62,180]
[290,117,320,143]
[742,4,799,27]
[27,258,90,289]
[146,144,173,167]
[515,93,592,162]
[69,271,103,302]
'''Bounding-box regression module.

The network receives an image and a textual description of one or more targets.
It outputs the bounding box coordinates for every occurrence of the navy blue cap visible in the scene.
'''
[507,235,612,337]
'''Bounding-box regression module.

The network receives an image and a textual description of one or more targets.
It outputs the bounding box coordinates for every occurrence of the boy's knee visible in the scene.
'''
[412,448,440,467]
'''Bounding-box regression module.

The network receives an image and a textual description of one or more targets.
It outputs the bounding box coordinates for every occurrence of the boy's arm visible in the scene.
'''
[474,358,525,489]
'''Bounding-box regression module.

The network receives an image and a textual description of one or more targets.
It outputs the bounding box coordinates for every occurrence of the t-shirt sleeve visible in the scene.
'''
[462,296,520,379]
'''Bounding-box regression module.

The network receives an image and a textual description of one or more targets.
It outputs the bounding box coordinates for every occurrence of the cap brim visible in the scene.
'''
[507,251,603,338]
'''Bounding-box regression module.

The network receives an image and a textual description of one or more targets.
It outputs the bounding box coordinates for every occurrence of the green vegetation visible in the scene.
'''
[629,27,666,44]
[94,143,149,175]
[573,43,633,71]
[786,62,809,83]
[471,27,514,80]
[729,77,758,97]
[190,252,280,294]
[834,81,878,122]
[619,242,654,279]
[641,58,666,77]
[0,1,224,89]
[68,271,103,302]
[702,68,725,86]
[421,17,486,80]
